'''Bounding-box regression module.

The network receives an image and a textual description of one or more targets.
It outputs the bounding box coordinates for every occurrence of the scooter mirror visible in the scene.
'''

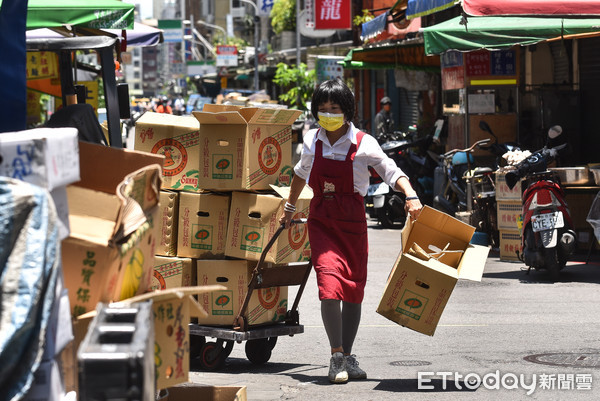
[479,120,491,133]
[548,125,563,139]
[479,120,498,142]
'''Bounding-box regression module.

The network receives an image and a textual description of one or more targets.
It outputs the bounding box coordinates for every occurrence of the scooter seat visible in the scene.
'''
[473,167,493,175]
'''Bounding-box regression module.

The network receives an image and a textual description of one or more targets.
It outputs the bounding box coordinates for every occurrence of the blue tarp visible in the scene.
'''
[361,12,388,40]
[406,0,460,19]
[0,178,61,401]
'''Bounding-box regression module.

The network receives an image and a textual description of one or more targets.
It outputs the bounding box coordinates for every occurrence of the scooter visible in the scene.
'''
[367,130,435,228]
[505,126,577,280]
[432,138,492,217]
[433,122,519,247]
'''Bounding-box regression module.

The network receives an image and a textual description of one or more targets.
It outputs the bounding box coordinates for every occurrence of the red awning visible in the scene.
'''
[463,0,600,17]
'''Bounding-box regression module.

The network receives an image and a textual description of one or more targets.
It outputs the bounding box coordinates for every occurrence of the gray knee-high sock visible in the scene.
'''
[342,301,362,355]
[321,299,342,350]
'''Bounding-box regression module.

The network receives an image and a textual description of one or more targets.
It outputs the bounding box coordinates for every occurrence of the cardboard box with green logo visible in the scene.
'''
[225,186,312,264]
[177,192,230,259]
[197,260,288,326]
[376,206,489,336]
[151,256,195,290]
[134,112,202,192]
[192,104,302,190]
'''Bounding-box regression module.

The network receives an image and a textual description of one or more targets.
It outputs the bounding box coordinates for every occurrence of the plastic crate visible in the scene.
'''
[78,302,155,401]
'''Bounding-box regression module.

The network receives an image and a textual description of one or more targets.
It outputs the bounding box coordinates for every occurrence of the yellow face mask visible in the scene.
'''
[318,112,345,132]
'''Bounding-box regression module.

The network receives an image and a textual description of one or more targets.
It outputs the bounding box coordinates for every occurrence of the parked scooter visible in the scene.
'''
[433,121,519,247]
[432,138,492,217]
[367,128,436,228]
[468,121,521,247]
[505,126,577,280]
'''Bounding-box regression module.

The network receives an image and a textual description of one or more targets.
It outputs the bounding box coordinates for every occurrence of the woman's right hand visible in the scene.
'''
[279,210,294,229]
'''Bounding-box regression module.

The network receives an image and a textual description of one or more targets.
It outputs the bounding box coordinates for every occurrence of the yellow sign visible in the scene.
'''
[27,52,59,81]
[80,81,100,113]
[470,79,517,86]
[26,90,42,126]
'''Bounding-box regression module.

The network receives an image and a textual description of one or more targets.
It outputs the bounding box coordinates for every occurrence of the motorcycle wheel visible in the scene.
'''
[542,247,561,281]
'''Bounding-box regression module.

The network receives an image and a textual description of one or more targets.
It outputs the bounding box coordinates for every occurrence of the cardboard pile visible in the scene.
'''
[62,142,164,317]
[377,206,489,336]
[0,128,80,401]
[133,105,311,330]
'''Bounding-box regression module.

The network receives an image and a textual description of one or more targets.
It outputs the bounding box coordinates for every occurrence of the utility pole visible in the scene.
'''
[296,0,301,68]
[239,0,259,92]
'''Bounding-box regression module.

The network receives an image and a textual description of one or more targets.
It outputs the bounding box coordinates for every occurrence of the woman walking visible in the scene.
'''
[279,78,422,384]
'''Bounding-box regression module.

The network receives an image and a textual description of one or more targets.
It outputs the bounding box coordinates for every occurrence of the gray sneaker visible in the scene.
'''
[345,354,367,380]
[328,352,348,383]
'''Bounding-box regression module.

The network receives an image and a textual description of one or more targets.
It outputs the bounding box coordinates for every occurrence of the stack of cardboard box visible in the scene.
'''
[134,105,311,329]
[495,171,523,261]
[0,128,80,401]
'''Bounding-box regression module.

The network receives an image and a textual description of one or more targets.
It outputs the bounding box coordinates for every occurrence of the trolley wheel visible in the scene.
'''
[245,337,277,365]
[189,334,205,359]
[199,341,229,371]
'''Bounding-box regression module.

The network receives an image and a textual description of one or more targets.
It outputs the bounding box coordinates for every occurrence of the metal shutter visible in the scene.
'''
[549,41,570,84]
[398,88,419,131]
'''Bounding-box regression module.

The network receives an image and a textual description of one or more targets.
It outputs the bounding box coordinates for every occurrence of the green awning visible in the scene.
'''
[340,44,440,71]
[423,15,600,55]
[21,0,135,30]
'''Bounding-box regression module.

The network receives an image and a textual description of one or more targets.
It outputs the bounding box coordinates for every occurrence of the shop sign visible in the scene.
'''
[465,49,516,77]
[441,50,465,91]
[26,52,58,81]
[314,0,351,30]
[257,0,275,17]
[216,45,238,67]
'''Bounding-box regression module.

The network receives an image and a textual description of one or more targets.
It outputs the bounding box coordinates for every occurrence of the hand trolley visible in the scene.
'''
[189,219,312,370]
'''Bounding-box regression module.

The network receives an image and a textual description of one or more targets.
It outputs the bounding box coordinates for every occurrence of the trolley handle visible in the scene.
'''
[256,218,308,268]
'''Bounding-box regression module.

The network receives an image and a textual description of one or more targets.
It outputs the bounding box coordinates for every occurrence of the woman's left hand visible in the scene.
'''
[405,198,423,221]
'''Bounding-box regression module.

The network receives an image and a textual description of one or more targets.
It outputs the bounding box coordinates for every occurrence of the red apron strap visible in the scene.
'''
[346,131,366,162]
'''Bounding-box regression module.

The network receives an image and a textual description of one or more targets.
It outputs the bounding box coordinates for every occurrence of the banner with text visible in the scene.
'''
[314,0,351,30]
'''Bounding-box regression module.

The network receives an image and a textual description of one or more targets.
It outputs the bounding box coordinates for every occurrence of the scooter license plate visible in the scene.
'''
[531,212,564,232]
[367,182,389,196]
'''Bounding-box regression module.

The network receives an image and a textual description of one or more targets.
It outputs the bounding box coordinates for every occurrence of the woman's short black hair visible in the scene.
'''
[311,78,355,122]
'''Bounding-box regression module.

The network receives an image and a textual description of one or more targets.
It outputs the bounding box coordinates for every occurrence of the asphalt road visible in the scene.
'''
[189,220,600,400]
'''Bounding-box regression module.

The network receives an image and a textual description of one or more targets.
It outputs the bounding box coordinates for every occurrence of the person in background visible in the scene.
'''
[279,78,422,384]
[155,97,172,114]
[174,95,185,115]
[374,96,394,142]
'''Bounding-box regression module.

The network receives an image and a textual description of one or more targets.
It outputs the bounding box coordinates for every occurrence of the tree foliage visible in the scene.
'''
[272,62,316,111]
[270,0,296,34]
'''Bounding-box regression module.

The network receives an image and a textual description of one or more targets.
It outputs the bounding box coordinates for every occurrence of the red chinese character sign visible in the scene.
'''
[314,0,351,30]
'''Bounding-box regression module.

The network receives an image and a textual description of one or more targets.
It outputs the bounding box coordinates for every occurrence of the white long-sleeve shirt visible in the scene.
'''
[293,123,408,196]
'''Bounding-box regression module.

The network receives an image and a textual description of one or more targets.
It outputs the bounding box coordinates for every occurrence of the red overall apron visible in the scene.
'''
[308,131,368,303]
